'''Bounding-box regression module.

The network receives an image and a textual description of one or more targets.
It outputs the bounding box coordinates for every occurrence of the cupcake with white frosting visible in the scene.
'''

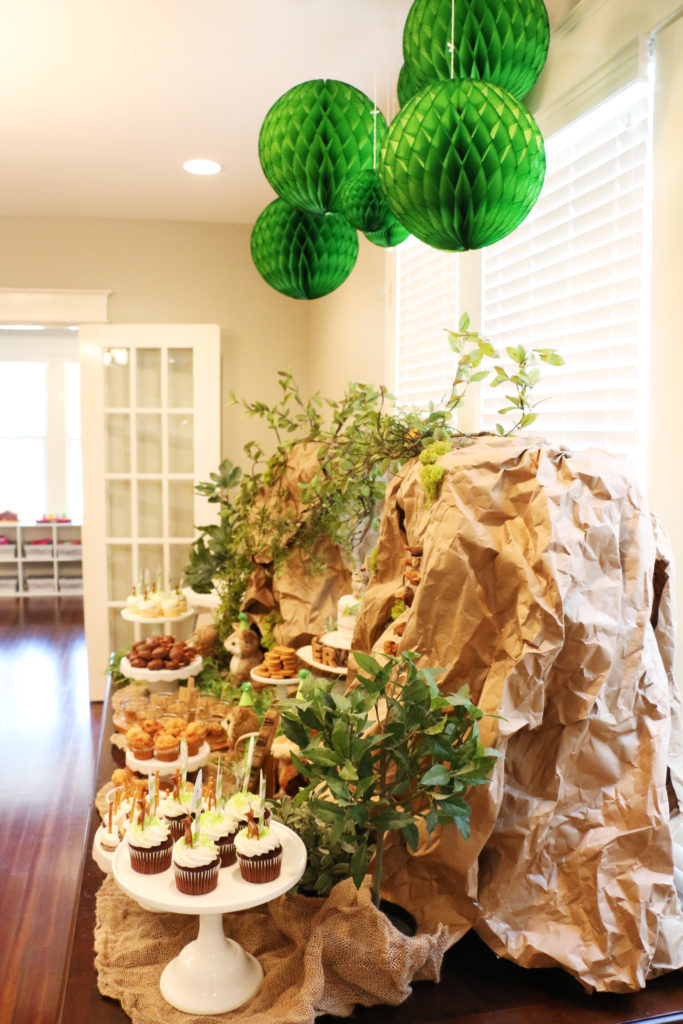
[125,814,172,874]
[234,811,282,883]
[200,807,239,867]
[172,818,220,894]
[159,778,194,840]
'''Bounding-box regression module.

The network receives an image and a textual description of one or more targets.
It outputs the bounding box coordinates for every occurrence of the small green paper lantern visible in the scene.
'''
[403,0,550,101]
[364,217,411,248]
[397,63,423,108]
[251,199,358,300]
[339,169,394,233]
[258,79,388,215]
[379,79,545,252]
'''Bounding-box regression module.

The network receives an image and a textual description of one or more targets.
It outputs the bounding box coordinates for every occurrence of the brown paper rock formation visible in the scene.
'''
[241,443,351,647]
[354,435,683,993]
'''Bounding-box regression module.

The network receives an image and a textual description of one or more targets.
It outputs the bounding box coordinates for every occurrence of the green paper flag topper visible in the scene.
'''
[403,0,550,102]
[258,78,388,215]
[379,78,545,252]
[251,199,358,300]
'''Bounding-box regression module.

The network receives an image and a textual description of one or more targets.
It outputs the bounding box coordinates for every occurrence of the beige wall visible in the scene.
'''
[307,235,390,399]
[0,215,311,465]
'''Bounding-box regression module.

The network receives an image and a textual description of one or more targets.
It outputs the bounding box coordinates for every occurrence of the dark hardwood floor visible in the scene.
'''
[0,597,101,1024]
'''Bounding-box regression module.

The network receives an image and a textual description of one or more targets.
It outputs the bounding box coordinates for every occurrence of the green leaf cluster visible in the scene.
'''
[275,794,362,897]
[183,321,563,623]
[279,651,500,905]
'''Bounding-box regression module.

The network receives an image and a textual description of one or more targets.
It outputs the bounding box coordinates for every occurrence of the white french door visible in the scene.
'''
[79,324,221,699]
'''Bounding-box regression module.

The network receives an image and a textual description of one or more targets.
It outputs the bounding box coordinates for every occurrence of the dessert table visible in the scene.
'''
[57,678,683,1023]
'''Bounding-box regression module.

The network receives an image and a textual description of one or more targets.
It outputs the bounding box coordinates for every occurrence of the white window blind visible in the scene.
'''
[394,238,460,408]
[481,80,652,477]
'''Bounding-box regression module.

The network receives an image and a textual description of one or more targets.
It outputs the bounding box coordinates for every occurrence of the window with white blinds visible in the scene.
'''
[481,80,652,477]
[394,238,460,408]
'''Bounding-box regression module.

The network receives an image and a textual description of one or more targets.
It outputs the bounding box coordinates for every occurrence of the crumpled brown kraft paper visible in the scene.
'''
[354,436,683,993]
[240,443,350,647]
[95,874,449,1024]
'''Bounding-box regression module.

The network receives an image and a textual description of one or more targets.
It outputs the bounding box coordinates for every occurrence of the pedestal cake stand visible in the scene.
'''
[112,820,306,1015]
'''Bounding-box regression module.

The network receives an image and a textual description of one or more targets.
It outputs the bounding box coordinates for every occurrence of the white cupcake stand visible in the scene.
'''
[112,820,306,1014]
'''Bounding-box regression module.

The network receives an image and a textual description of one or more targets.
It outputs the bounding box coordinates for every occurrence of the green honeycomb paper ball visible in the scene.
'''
[251,199,359,300]
[397,63,423,108]
[364,216,411,248]
[258,79,388,215]
[379,79,545,252]
[339,170,394,233]
[403,0,550,101]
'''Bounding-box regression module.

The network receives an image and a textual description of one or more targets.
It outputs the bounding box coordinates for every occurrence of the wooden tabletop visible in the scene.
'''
[57,681,683,1024]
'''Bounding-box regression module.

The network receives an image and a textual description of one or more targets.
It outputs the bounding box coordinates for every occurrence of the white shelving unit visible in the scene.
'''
[0,521,82,596]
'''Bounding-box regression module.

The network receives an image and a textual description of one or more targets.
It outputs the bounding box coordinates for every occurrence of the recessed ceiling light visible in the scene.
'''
[0,324,46,330]
[183,159,222,176]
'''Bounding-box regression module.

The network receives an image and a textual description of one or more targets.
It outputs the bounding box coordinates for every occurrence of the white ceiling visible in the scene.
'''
[0,0,575,226]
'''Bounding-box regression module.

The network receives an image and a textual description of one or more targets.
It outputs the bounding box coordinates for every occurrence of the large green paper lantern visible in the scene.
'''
[339,169,394,233]
[258,79,388,215]
[251,199,358,300]
[364,216,411,248]
[403,0,549,101]
[379,79,545,252]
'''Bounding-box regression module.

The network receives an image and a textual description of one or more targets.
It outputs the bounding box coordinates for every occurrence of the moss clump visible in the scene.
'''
[418,439,452,465]
[369,545,378,576]
[261,609,284,651]
[390,599,406,620]
[420,463,445,505]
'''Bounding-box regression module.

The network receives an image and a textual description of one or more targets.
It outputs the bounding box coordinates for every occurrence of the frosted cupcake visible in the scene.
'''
[173,823,220,894]
[227,791,270,830]
[234,812,282,883]
[125,815,172,874]
[159,782,194,840]
[200,808,239,867]
[97,805,123,853]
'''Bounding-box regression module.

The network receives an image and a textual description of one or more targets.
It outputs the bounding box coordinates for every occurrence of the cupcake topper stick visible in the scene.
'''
[154,769,160,815]
[173,768,180,802]
[215,758,223,808]
[147,770,156,818]
[191,769,203,844]
[258,770,266,823]
[108,802,113,834]
[243,736,255,793]
[245,808,259,839]
[180,738,189,786]
[183,813,193,848]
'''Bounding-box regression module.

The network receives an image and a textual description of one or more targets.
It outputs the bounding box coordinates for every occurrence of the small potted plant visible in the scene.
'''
[279,651,499,924]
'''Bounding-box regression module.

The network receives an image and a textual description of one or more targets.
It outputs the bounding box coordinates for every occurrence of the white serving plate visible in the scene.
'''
[120,653,203,683]
[121,607,195,625]
[125,740,210,776]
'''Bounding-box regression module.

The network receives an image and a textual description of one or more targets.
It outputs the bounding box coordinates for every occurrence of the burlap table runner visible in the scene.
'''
[95,873,449,1024]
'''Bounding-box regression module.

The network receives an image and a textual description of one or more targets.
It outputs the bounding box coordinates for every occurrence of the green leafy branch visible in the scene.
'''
[279,651,499,906]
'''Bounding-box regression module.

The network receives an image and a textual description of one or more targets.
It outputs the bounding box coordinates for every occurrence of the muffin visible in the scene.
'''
[125,725,154,760]
[125,816,173,874]
[154,731,180,762]
[234,814,282,883]
[200,808,239,867]
[182,721,207,756]
[172,830,220,894]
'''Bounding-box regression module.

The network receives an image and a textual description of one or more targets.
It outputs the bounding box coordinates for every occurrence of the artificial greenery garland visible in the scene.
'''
[183,316,563,626]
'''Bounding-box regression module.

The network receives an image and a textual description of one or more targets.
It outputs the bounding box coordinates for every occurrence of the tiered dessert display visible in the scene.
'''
[298,590,362,675]
[122,580,194,626]
[119,635,203,693]
[112,768,306,1014]
[250,644,304,700]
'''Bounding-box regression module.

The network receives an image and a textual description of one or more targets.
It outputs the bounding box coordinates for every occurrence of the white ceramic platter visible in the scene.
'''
[125,741,210,777]
[120,653,203,683]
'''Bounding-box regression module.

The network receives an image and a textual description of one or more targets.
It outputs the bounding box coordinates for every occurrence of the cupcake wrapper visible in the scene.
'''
[165,816,188,842]
[218,839,236,868]
[174,860,220,895]
[237,849,282,883]
[155,748,179,762]
[129,842,173,875]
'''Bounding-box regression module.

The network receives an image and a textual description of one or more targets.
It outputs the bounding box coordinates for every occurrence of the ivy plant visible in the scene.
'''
[279,652,500,907]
